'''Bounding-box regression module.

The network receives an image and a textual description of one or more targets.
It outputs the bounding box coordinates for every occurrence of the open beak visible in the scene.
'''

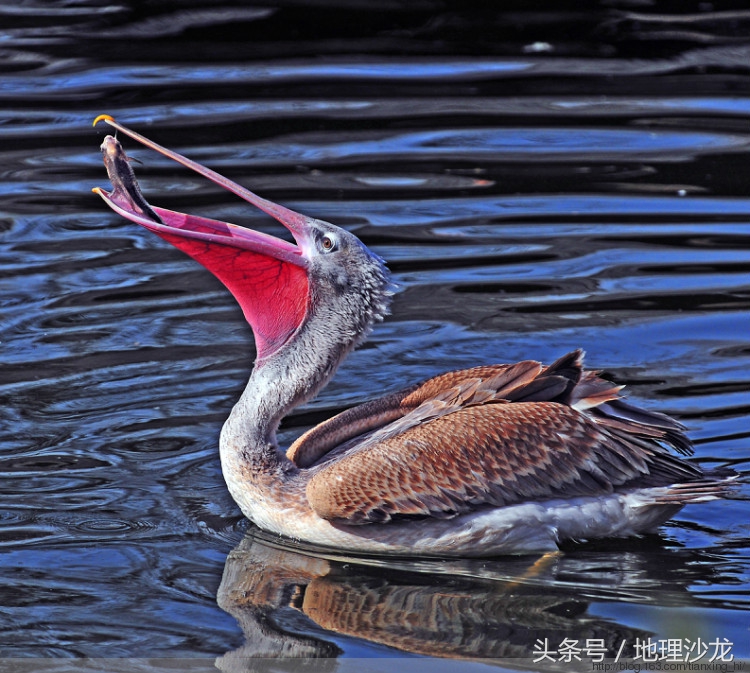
[92,114,319,266]
[92,115,312,361]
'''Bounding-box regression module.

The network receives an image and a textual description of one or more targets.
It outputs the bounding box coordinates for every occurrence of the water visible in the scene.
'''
[0,1,749,669]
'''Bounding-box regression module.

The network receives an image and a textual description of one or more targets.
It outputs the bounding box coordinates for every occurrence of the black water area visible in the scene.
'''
[0,2,748,670]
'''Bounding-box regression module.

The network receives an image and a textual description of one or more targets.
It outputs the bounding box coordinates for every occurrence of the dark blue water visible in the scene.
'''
[0,2,749,669]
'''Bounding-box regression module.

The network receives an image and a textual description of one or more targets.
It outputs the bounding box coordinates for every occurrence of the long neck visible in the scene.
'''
[220,301,366,474]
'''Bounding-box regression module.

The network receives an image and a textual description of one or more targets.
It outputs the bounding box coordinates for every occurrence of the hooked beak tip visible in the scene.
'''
[93,114,115,128]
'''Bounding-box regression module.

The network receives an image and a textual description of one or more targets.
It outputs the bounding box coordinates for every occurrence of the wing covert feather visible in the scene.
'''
[288,360,545,468]
[303,351,702,525]
[306,402,672,524]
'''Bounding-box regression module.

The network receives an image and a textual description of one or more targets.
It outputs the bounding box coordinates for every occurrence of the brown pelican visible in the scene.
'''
[92,116,734,556]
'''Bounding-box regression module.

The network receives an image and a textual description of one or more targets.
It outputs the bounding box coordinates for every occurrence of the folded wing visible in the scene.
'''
[302,351,704,525]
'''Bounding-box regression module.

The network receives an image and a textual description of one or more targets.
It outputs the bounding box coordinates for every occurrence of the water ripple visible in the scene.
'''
[0,1,748,663]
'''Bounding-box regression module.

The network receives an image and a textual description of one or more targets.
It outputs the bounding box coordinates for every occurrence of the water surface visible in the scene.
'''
[0,1,749,669]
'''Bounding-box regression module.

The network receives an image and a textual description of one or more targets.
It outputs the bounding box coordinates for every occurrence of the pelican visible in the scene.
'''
[92,116,734,556]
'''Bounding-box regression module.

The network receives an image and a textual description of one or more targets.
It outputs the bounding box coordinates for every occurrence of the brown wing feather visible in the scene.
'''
[288,359,545,468]
[305,351,704,525]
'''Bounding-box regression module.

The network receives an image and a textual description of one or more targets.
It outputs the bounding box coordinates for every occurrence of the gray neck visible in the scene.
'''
[220,303,366,472]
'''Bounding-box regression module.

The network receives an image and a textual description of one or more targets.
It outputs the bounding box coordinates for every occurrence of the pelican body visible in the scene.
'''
[93,117,733,556]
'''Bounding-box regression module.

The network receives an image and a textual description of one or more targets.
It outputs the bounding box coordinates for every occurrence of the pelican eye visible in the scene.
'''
[321,233,338,252]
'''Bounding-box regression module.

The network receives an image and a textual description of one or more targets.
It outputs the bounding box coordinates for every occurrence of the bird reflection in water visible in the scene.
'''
[212,529,729,668]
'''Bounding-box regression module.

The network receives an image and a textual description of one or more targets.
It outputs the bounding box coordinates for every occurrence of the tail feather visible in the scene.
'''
[593,399,694,456]
[648,476,739,505]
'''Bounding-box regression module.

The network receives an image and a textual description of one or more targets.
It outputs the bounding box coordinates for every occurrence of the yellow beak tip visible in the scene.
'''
[93,114,115,127]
